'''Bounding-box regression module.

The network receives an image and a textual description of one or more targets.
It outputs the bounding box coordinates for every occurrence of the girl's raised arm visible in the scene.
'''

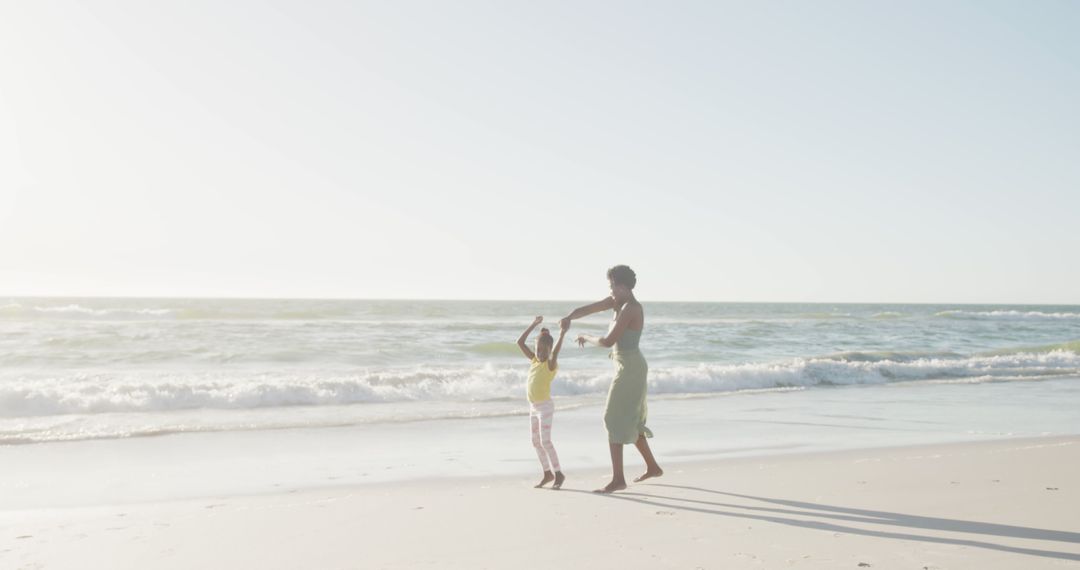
[548,322,569,371]
[516,316,543,361]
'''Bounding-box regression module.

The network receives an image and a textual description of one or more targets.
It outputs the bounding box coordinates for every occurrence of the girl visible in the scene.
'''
[516,315,568,489]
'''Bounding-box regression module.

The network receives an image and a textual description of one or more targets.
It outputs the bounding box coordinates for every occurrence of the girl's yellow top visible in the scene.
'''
[526,357,557,403]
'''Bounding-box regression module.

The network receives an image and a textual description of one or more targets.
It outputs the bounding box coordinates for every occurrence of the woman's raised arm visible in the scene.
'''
[576,303,639,348]
[559,297,616,329]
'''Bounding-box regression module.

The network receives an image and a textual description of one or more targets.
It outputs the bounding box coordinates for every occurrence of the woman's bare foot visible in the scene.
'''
[534,471,554,488]
[552,471,565,490]
[633,467,663,483]
[592,480,627,494]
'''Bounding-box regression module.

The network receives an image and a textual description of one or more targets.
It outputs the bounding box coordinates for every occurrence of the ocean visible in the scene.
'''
[2,297,1079,444]
[3,297,1079,507]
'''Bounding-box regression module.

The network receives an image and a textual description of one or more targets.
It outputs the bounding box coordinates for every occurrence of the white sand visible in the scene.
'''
[2,436,1078,569]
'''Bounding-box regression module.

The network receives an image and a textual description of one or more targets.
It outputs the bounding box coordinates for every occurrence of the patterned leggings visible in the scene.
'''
[529,399,561,472]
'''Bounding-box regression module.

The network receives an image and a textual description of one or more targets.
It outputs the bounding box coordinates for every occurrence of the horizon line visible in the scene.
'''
[1,293,1078,307]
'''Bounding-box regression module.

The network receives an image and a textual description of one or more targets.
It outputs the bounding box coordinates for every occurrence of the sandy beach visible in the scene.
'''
[3,435,1077,569]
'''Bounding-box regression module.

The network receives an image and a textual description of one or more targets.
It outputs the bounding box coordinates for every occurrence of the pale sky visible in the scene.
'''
[1,1,1078,303]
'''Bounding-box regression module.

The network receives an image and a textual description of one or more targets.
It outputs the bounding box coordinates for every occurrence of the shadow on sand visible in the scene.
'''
[564,483,1080,561]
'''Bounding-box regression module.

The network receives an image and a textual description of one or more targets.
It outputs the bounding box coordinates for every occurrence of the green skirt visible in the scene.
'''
[604,348,653,444]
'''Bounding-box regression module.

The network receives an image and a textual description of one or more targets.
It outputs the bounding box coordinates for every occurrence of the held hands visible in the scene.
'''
[529,315,572,336]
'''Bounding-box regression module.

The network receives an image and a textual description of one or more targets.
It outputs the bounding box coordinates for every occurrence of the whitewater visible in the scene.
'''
[2,298,1079,444]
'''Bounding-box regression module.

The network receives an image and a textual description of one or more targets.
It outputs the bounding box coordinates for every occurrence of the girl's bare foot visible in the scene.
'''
[552,471,565,490]
[534,471,554,488]
[633,467,663,483]
[592,480,627,494]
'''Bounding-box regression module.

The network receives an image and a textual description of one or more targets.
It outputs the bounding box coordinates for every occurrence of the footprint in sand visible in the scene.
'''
[655,510,676,516]
[15,535,32,539]
[1046,487,1059,491]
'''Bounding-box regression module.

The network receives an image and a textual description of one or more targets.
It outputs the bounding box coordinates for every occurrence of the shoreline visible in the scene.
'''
[3,435,1078,569]
[10,433,1079,508]
[4,373,1078,512]
[6,433,1077,509]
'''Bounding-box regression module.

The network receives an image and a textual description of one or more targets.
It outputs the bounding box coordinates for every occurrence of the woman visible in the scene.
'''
[560,265,663,493]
